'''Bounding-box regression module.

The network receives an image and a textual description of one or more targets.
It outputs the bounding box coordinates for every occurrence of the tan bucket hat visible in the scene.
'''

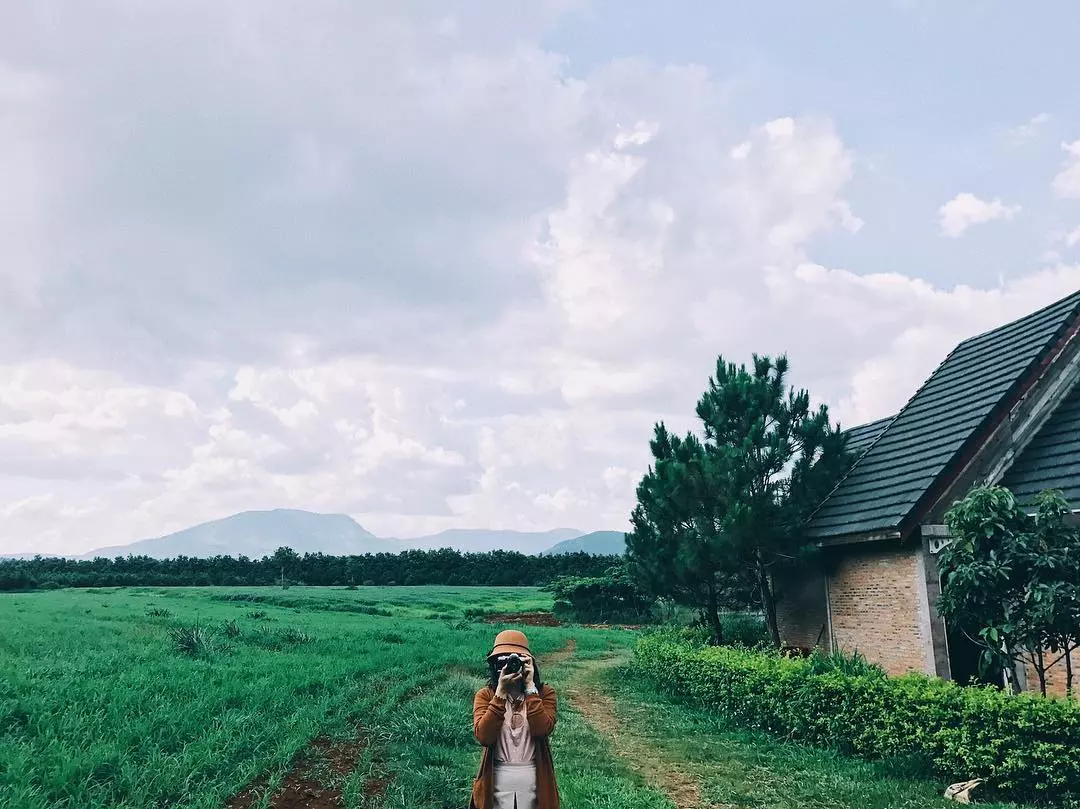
[488,629,531,660]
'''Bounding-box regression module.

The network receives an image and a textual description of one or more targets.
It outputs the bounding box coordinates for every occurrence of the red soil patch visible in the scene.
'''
[226,734,369,809]
[482,611,562,627]
[364,775,393,798]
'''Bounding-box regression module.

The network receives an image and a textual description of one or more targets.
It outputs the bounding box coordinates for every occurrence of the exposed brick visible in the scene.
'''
[1024,648,1080,697]
[826,545,932,677]
[776,543,1078,696]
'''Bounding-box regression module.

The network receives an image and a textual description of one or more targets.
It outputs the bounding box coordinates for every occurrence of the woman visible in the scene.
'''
[471,629,559,809]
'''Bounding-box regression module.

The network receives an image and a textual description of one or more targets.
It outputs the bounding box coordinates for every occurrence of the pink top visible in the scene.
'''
[495,696,535,764]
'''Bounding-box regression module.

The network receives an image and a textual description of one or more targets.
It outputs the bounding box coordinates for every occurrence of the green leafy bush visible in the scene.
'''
[544,564,656,624]
[635,632,1080,803]
[719,612,769,648]
[678,612,769,648]
[806,648,885,678]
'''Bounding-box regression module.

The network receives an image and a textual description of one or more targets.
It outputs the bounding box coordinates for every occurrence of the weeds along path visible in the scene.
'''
[563,652,713,809]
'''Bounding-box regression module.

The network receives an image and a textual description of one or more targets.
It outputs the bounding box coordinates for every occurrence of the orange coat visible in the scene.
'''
[471,685,559,809]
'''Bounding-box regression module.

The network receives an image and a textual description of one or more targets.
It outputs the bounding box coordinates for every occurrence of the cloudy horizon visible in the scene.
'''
[2,1,1080,555]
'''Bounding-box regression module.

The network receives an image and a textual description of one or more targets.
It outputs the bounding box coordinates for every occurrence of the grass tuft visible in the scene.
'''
[168,622,217,658]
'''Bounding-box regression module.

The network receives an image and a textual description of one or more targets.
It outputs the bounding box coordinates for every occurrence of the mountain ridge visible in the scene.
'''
[81,509,399,560]
[8,510,620,559]
[391,527,584,555]
[541,530,627,556]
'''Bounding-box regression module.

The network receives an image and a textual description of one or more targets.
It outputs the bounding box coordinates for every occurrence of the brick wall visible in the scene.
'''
[827,544,935,677]
[774,564,829,651]
[1024,647,1080,697]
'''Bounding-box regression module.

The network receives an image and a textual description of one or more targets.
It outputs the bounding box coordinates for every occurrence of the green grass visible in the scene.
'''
[601,665,1023,809]
[0,586,642,808]
[0,586,1046,808]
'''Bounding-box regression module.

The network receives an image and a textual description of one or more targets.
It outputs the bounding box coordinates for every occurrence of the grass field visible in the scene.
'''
[0,587,1024,809]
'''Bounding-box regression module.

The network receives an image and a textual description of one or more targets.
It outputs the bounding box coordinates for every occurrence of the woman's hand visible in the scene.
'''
[494,665,521,700]
[521,655,536,692]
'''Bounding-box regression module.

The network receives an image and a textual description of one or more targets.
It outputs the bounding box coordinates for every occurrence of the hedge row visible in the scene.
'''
[634,632,1080,803]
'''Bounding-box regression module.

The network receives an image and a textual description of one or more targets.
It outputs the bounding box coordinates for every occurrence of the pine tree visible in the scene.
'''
[696,354,849,646]
[627,425,744,644]
[627,354,849,646]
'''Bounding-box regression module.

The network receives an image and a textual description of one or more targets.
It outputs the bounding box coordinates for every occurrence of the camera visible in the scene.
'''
[501,653,523,674]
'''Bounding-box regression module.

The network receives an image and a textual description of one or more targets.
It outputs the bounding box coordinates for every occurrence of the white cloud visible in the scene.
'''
[1,2,1079,555]
[1065,226,1080,249]
[1004,112,1051,144]
[938,192,1021,238]
[1052,140,1080,198]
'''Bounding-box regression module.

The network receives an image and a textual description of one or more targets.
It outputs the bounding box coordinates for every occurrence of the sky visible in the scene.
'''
[2,1,1080,555]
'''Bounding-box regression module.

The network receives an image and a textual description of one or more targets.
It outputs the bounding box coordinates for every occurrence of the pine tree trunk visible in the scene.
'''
[757,556,781,648]
[705,580,724,646]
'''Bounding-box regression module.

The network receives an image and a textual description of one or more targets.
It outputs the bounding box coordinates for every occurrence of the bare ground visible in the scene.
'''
[225,732,379,809]
[482,611,562,627]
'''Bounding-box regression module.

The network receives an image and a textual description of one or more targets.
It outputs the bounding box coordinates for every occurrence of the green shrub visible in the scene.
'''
[806,648,885,679]
[544,564,656,624]
[667,613,768,648]
[634,631,1080,803]
[720,612,768,647]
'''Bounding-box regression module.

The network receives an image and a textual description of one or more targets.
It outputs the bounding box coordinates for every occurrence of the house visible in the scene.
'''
[776,289,1080,695]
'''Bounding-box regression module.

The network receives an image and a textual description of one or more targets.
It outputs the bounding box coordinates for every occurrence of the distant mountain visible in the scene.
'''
[10,512,603,560]
[394,528,583,555]
[82,509,398,560]
[542,530,626,557]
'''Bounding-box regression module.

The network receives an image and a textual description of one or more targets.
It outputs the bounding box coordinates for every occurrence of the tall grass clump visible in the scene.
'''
[169,622,218,659]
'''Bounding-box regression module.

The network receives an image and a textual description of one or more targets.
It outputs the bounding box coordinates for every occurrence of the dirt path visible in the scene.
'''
[540,638,577,667]
[564,654,712,809]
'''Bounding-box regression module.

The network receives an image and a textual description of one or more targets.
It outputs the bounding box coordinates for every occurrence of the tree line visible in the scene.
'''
[0,548,618,592]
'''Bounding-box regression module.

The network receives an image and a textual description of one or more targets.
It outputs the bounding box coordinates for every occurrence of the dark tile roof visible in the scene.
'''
[1000,377,1080,509]
[843,416,894,459]
[807,290,1080,540]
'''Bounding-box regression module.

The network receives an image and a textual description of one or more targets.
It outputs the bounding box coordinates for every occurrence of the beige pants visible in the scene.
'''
[493,763,537,809]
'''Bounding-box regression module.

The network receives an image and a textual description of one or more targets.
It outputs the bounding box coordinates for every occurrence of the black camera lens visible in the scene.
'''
[503,653,523,674]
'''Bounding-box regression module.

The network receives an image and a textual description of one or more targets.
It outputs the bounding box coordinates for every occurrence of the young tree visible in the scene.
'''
[627,425,747,644]
[627,354,848,646]
[938,486,1080,695]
